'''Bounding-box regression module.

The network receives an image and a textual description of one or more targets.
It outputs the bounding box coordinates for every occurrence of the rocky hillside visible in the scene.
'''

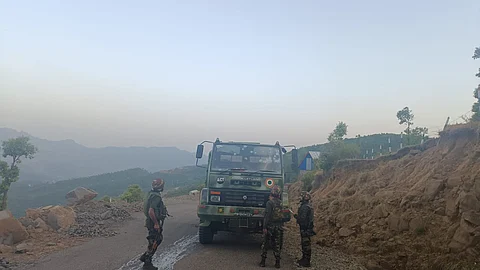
[292,124,480,270]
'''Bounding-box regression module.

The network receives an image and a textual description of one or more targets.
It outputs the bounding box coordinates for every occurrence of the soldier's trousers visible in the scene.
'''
[261,226,283,260]
[300,232,311,261]
[142,225,163,264]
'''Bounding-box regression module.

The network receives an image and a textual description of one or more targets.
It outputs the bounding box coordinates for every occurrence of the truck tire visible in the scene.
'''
[199,226,213,244]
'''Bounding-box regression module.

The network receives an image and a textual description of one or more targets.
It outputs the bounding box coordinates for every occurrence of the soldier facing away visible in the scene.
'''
[139,178,168,270]
[293,191,315,267]
[260,185,284,268]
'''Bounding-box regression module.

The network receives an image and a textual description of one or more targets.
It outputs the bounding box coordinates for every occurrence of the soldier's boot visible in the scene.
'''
[298,258,311,268]
[259,257,266,267]
[139,253,147,263]
[142,262,158,270]
[296,255,305,265]
[275,259,280,268]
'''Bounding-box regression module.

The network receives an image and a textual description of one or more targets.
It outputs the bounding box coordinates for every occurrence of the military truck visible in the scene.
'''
[195,139,298,244]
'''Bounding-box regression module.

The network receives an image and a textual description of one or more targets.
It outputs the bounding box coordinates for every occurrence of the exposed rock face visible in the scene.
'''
[0,210,28,246]
[289,125,480,269]
[65,187,98,205]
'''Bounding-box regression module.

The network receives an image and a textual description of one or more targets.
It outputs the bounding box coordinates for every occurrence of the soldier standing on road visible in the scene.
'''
[293,191,315,268]
[139,178,167,270]
[260,185,284,268]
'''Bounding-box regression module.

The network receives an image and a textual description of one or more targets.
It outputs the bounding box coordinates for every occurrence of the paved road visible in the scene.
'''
[25,199,296,270]
[26,200,198,270]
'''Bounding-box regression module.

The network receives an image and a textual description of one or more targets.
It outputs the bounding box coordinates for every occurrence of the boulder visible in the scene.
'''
[25,208,42,220]
[0,210,29,246]
[65,187,98,205]
[459,192,480,212]
[462,210,480,227]
[409,217,425,232]
[449,226,472,252]
[15,243,29,254]
[339,227,355,237]
[34,218,49,230]
[0,244,13,254]
[46,206,76,231]
[446,196,459,217]
[373,204,389,219]
[424,180,445,200]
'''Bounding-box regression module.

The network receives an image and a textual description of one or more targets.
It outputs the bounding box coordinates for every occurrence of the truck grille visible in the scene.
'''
[221,190,270,207]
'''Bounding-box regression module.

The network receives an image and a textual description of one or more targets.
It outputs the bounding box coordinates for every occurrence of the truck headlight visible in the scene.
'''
[210,195,221,202]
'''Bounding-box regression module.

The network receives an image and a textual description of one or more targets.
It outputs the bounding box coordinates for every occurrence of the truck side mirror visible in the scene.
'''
[292,149,298,167]
[196,145,204,159]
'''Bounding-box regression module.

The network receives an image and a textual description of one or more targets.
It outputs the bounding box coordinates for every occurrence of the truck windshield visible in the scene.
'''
[211,144,282,173]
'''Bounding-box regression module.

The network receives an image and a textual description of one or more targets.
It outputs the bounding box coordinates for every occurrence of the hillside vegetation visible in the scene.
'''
[8,166,205,217]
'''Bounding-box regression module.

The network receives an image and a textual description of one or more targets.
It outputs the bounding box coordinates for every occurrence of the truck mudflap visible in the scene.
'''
[199,220,211,227]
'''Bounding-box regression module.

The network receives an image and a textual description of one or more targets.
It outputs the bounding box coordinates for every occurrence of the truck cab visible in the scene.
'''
[195,139,298,244]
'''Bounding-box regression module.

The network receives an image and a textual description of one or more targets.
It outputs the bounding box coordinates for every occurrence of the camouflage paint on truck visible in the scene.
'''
[194,139,298,244]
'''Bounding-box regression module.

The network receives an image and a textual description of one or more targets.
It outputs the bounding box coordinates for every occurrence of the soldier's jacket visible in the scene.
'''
[264,197,283,227]
[144,190,167,224]
[297,201,314,231]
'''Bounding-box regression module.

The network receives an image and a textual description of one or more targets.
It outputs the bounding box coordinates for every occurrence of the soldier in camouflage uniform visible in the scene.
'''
[139,179,168,270]
[293,191,315,267]
[260,185,284,268]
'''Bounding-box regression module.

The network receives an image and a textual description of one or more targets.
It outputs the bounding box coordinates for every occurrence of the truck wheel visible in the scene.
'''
[199,226,213,244]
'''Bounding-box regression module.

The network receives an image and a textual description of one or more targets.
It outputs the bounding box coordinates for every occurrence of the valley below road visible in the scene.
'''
[21,198,362,270]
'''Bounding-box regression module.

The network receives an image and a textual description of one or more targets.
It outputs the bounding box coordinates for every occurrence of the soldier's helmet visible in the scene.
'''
[270,185,281,198]
[152,178,165,191]
[300,191,311,201]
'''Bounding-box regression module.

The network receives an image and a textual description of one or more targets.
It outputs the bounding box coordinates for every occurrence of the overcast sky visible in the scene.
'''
[1,0,479,151]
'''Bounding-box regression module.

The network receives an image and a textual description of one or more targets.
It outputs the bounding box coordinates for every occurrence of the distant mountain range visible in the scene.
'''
[0,127,199,183]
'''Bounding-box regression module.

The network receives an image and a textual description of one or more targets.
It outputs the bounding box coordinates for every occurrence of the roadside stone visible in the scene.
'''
[387,214,400,231]
[65,187,98,205]
[0,210,29,246]
[365,260,383,270]
[409,217,425,232]
[25,208,42,220]
[34,218,49,230]
[449,226,472,252]
[47,206,76,231]
[373,204,389,219]
[434,207,445,215]
[0,244,13,254]
[462,210,480,226]
[459,192,480,212]
[424,180,445,200]
[339,227,355,237]
[100,211,112,220]
[46,242,56,246]
[15,243,29,253]
[446,196,459,217]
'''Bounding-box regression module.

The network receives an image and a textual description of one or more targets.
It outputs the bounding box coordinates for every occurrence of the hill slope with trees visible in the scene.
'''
[7,166,206,217]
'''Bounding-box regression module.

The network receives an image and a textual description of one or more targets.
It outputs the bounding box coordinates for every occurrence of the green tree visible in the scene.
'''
[328,121,348,142]
[409,127,429,145]
[120,184,144,203]
[472,47,480,121]
[0,136,37,210]
[320,122,360,172]
[397,107,414,134]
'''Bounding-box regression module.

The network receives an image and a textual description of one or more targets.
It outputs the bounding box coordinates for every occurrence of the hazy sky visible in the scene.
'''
[1,1,479,151]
